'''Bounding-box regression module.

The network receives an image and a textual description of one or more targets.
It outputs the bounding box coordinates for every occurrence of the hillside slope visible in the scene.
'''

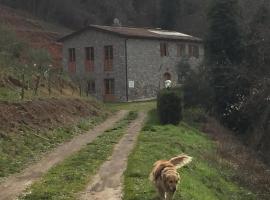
[0,4,72,66]
[0,97,110,178]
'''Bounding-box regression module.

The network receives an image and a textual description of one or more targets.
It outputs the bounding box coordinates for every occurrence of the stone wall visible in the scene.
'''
[62,29,204,102]
[62,30,128,101]
[126,39,204,101]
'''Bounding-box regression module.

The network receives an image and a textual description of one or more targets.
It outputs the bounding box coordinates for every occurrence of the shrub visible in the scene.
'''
[183,107,207,125]
[157,88,182,125]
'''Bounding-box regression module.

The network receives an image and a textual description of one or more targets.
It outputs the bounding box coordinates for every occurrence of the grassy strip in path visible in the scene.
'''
[106,100,156,112]
[0,112,108,179]
[20,111,137,200]
[123,110,256,200]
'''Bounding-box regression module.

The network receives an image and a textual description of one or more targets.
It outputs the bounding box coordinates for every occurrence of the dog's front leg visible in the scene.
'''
[164,192,174,200]
[157,187,165,200]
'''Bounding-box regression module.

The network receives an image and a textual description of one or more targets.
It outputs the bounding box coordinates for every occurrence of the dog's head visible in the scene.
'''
[150,154,192,193]
[162,169,180,192]
[161,154,192,192]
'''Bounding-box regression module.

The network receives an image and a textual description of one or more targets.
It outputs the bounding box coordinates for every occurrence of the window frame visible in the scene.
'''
[104,45,113,71]
[68,48,76,73]
[160,43,168,57]
[87,80,96,94]
[177,44,186,57]
[104,78,115,95]
[189,44,199,58]
[85,47,95,72]
[68,48,76,62]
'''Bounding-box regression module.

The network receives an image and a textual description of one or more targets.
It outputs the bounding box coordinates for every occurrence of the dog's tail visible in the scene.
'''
[169,154,192,169]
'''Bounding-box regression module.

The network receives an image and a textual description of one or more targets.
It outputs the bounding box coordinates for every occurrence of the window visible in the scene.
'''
[85,47,94,72]
[104,45,113,70]
[178,74,186,84]
[68,48,76,73]
[87,80,95,94]
[85,47,94,61]
[68,48,76,62]
[188,44,199,58]
[104,79,115,95]
[177,44,186,57]
[160,43,168,57]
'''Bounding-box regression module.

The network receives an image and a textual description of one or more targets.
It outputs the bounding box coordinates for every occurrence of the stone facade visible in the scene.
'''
[62,29,128,101]
[61,27,204,102]
[126,39,204,101]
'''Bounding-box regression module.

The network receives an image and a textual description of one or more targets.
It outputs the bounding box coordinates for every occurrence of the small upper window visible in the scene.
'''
[188,44,199,58]
[160,43,168,57]
[177,44,186,57]
[68,48,76,62]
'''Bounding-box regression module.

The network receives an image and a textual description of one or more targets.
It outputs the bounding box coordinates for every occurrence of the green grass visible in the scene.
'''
[0,87,20,101]
[0,113,108,179]
[123,110,256,200]
[106,100,156,112]
[20,111,138,200]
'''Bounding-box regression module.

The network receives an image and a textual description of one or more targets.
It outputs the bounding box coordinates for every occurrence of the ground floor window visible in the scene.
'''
[104,79,115,95]
[87,80,95,94]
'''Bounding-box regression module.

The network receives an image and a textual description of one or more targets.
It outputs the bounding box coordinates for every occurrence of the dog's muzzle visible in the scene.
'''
[170,186,176,193]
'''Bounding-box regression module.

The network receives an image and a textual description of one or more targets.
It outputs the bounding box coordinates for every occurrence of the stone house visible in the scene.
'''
[59,25,204,102]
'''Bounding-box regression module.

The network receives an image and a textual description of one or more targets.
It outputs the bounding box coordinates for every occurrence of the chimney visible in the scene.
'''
[113,18,122,27]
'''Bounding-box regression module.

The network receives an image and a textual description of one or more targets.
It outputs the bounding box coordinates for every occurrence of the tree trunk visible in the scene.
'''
[48,78,51,95]
[34,75,40,96]
[21,73,25,100]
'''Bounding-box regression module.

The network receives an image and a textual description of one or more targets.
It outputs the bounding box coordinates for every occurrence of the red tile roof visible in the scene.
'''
[59,25,202,43]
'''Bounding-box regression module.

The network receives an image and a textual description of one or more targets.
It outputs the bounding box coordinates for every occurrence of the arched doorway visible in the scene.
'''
[163,72,171,81]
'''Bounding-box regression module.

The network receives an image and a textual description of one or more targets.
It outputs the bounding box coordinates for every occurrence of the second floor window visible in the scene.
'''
[68,48,76,73]
[68,48,76,62]
[85,47,94,72]
[160,43,168,57]
[189,44,199,58]
[177,44,186,57]
[104,45,113,70]
[85,47,94,61]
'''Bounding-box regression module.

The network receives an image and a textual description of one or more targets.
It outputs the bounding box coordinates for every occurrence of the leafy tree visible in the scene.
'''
[159,0,180,29]
[206,0,243,65]
[246,1,270,75]
[205,0,250,126]
[27,48,52,95]
[0,26,24,65]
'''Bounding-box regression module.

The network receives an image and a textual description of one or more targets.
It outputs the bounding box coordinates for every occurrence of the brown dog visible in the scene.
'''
[149,154,192,200]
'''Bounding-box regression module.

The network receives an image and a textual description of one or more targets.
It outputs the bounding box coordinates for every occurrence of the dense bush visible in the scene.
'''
[157,88,182,125]
[183,67,215,111]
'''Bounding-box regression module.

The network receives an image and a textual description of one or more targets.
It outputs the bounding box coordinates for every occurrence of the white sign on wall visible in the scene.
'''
[129,81,135,88]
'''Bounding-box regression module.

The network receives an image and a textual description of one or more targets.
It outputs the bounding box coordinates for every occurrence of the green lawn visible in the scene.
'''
[20,111,137,200]
[123,110,256,200]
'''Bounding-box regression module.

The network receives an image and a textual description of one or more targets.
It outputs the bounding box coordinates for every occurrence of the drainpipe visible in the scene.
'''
[125,39,129,102]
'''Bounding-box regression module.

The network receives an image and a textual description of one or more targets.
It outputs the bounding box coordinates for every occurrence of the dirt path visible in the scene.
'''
[0,110,128,200]
[79,112,146,200]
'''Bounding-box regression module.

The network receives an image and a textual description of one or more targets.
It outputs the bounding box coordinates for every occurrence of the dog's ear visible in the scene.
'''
[152,161,170,181]
[169,154,192,169]
[153,163,166,180]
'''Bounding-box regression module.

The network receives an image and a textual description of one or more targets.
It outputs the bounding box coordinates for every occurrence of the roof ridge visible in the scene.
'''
[59,24,203,43]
